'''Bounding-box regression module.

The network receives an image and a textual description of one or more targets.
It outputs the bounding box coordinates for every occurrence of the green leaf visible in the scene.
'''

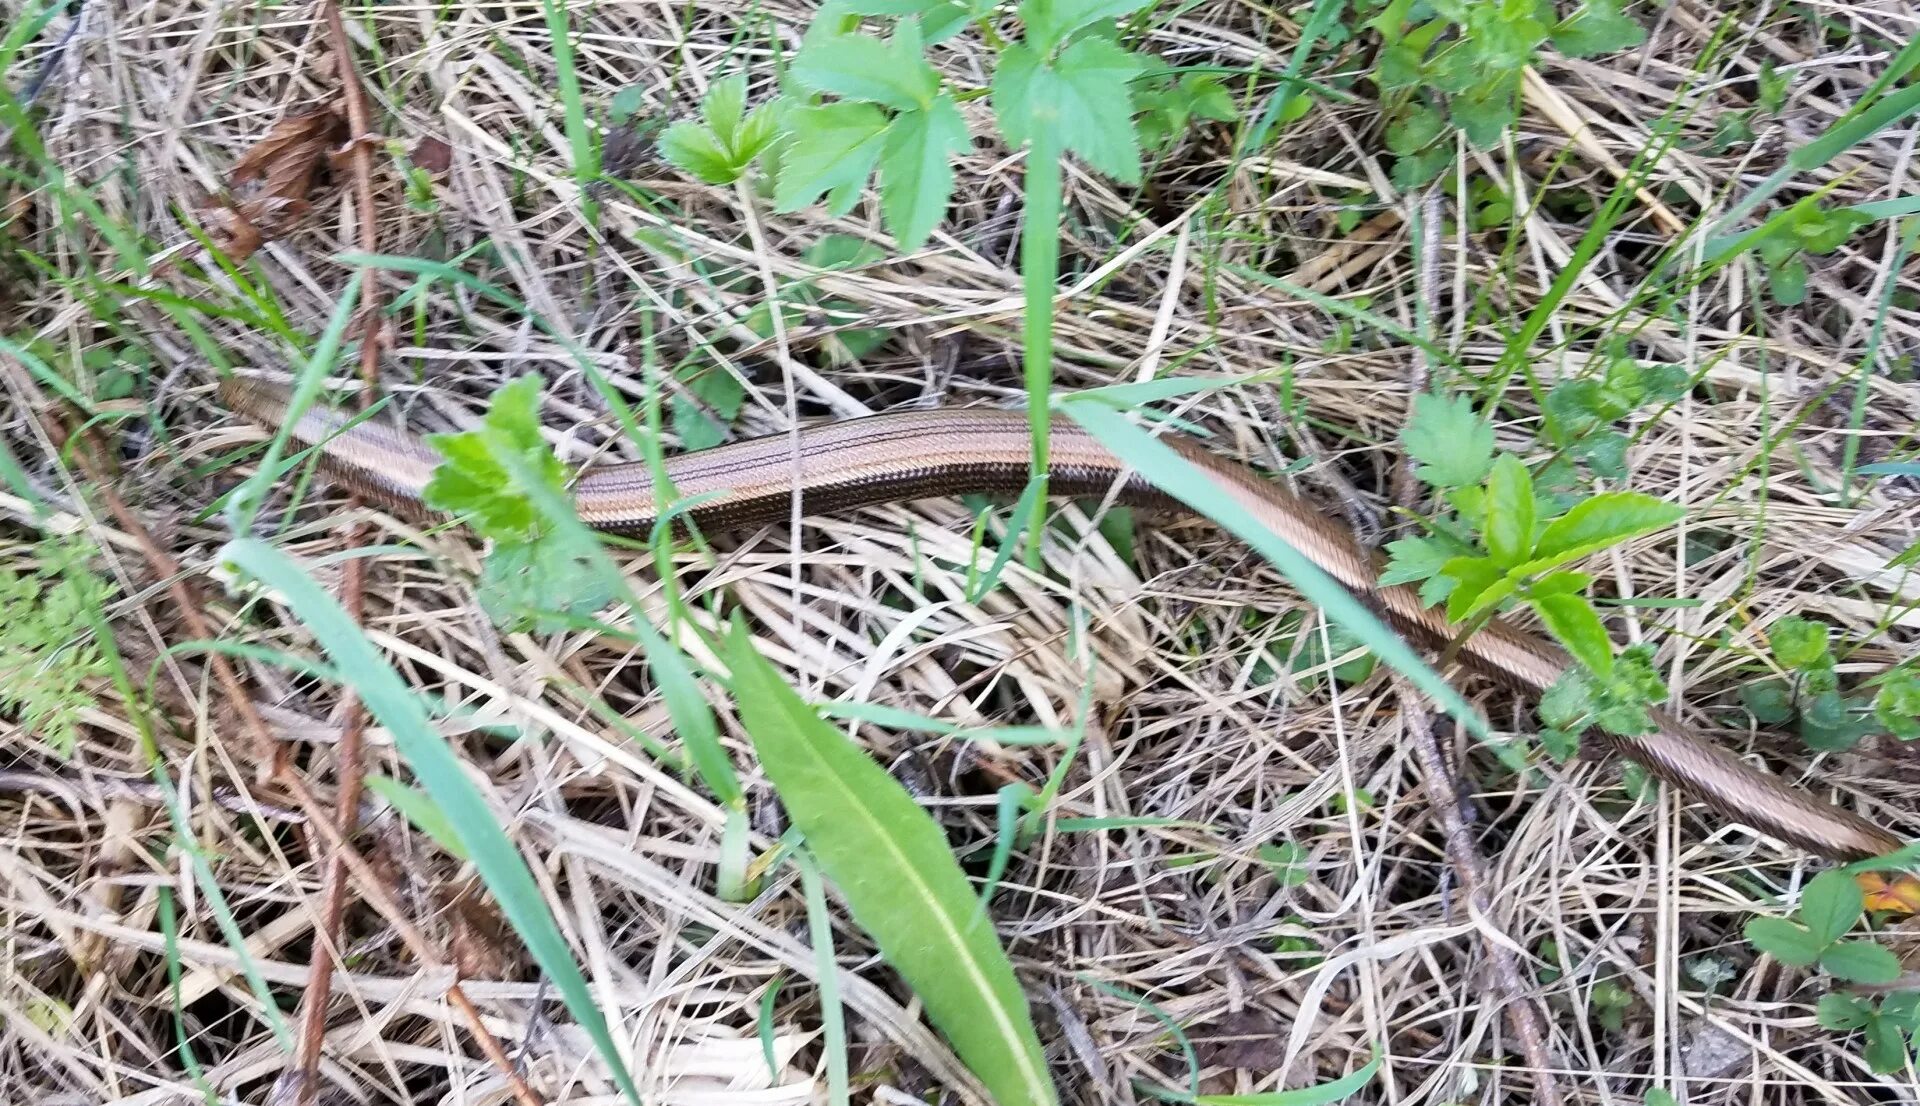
[644,627,742,809]
[1258,841,1311,887]
[1180,74,1237,122]
[1529,569,1591,597]
[1533,592,1612,677]
[1741,678,1796,725]
[1484,453,1536,567]
[365,775,470,861]
[1141,1051,1381,1105]
[1379,534,1468,586]
[1385,103,1446,153]
[879,94,970,250]
[1770,616,1832,671]
[1644,1090,1679,1106]
[1820,940,1902,985]
[1800,869,1865,945]
[1020,0,1149,50]
[1873,672,1920,740]
[1441,555,1505,622]
[721,623,1057,1106]
[221,538,642,1104]
[703,74,748,149]
[993,37,1145,183]
[1816,991,1874,1031]
[1524,491,1685,571]
[423,375,569,542]
[1538,670,1593,731]
[1550,0,1646,57]
[792,29,940,111]
[478,539,616,633]
[773,102,891,214]
[1449,80,1518,148]
[1402,392,1494,488]
[1863,1016,1911,1075]
[1744,916,1825,966]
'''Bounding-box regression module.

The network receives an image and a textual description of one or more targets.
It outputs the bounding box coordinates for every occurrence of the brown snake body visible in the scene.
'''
[222,377,1906,863]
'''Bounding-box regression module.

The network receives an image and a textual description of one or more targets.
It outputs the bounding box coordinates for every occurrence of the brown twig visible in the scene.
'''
[1388,184,1563,1106]
[280,4,387,1102]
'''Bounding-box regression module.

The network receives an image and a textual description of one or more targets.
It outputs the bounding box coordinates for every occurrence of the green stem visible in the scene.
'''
[1019,132,1063,570]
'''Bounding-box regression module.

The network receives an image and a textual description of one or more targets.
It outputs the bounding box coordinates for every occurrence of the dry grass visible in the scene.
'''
[1,0,1918,1103]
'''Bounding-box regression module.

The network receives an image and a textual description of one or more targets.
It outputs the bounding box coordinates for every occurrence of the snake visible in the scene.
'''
[220,375,1907,864]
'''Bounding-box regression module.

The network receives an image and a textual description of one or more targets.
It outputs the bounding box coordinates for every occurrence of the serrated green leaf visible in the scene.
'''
[1745,916,1825,966]
[478,538,616,633]
[1529,570,1591,597]
[423,375,569,541]
[1386,103,1445,153]
[1485,454,1536,567]
[1534,592,1612,677]
[773,102,890,214]
[1800,869,1865,945]
[703,74,747,149]
[1402,392,1494,488]
[1741,678,1796,724]
[1380,534,1466,586]
[1523,492,1684,571]
[993,37,1145,183]
[1538,670,1593,730]
[1770,616,1832,670]
[1550,0,1646,58]
[793,29,940,110]
[880,94,969,250]
[658,121,739,184]
[1816,991,1874,1030]
[1020,0,1149,50]
[1863,1016,1911,1074]
[722,623,1057,1106]
[1821,940,1902,985]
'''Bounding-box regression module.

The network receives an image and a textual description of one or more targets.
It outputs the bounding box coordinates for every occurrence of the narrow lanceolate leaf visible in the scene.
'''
[774,103,890,215]
[1522,491,1685,572]
[721,624,1057,1106]
[221,538,642,1105]
[880,94,970,250]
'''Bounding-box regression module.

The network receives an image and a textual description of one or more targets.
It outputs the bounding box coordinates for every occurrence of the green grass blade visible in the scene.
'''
[218,537,643,1105]
[796,851,850,1106]
[1139,1050,1380,1104]
[1061,400,1489,740]
[721,621,1058,1106]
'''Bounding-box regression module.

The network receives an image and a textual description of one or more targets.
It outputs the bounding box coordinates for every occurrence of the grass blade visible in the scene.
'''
[721,621,1058,1106]
[219,537,643,1105]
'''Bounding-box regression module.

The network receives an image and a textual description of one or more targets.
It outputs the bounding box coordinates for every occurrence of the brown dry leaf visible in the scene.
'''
[202,106,347,261]
[410,135,453,174]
